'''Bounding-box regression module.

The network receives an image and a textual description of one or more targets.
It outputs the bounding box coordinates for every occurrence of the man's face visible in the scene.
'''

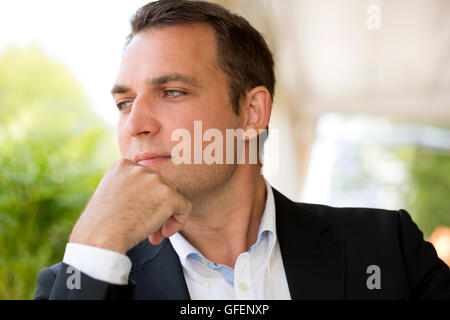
[113,23,241,199]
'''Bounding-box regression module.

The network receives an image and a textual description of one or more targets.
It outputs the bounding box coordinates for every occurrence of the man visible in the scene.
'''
[34,0,450,300]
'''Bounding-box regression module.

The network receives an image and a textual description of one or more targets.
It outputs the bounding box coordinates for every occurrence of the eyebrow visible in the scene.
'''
[110,73,202,95]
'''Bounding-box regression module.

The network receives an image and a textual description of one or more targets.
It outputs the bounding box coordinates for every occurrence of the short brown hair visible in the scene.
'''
[126,0,275,115]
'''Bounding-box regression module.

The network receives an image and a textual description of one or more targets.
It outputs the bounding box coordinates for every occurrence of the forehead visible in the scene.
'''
[116,23,220,84]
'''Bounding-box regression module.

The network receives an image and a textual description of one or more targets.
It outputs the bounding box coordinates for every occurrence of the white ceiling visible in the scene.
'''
[221,0,450,126]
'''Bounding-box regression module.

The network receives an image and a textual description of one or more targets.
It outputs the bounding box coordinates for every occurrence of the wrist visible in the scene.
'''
[63,243,132,285]
[69,231,129,255]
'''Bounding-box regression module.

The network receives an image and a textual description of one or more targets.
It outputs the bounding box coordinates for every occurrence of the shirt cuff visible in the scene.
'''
[63,242,132,285]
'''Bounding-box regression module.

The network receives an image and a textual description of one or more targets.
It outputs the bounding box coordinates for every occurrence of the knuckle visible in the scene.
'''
[128,165,142,177]
[115,158,133,171]
[147,172,162,184]
[159,183,173,198]
[119,158,131,166]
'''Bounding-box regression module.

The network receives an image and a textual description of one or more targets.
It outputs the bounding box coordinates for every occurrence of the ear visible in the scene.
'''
[241,86,272,140]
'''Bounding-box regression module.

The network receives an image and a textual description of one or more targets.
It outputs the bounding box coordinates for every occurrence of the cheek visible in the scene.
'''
[203,93,239,129]
[164,105,199,133]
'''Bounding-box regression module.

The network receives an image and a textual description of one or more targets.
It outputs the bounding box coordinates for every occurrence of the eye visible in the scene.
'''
[164,90,187,98]
[116,101,132,111]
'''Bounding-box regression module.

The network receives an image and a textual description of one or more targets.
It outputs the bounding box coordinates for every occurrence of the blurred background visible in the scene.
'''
[0,0,449,299]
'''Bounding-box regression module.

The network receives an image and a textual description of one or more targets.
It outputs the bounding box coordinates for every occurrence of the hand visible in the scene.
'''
[69,158,192,254]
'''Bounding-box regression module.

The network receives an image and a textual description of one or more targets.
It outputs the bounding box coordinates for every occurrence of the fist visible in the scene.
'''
[69,158,192,254]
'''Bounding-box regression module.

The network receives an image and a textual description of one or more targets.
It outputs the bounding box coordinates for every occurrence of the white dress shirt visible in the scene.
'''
[63,180,291,300]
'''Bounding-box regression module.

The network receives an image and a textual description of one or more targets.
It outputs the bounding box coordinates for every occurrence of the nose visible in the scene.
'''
[121,96,161,137]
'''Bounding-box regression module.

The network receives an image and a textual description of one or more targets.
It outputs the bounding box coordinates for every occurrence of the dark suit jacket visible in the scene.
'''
[34,188,450,300]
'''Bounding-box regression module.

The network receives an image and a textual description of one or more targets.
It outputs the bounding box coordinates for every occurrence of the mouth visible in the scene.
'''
[135,152,171,167]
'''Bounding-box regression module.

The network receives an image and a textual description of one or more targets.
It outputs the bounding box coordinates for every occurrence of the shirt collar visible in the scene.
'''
[169,178,277,267]
[260,178,277,237]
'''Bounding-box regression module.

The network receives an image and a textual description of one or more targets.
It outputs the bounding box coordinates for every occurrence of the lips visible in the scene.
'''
[134,152,171,166]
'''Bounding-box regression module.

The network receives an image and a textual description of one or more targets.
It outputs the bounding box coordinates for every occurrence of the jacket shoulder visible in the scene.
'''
[289,202,450,299]
[34,263,63,300]
[293,201,404,237]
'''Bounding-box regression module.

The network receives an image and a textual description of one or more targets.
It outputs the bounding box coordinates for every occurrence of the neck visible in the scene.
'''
[180,165,267,268]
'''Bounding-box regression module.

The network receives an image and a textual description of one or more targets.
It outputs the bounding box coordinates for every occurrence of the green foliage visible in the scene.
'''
[0,46,118,299]
[402,149,450,238]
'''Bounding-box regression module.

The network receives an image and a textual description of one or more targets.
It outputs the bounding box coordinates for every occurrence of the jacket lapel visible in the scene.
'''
[126,238,190,300]
[273,188,346,299]
[125,188,346,300]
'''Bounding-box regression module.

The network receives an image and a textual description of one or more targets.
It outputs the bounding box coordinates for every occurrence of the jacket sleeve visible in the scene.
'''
[34,262,135,300]
[398,209,450,299]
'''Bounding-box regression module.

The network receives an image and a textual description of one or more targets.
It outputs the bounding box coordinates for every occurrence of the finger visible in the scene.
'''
[161,216,184,238]
[157,174,178,191]
[135,165,178,192]
[154,194,192,240]
[135,162,158,174]
[172,193,193,218]
[149,227,164,245]
[149,187,191,245]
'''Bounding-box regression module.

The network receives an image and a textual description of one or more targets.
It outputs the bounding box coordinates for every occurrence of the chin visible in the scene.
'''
[168,163,237,200]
